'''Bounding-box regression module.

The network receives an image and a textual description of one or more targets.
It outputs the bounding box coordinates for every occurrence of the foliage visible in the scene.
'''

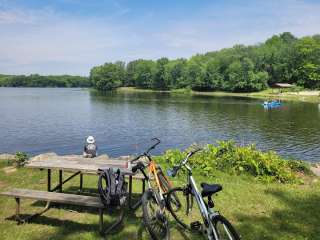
[161,141,311,183]
[14,152,28,167]
[90,62,125,90]
[90,32,320,92]
[0,74,91,88]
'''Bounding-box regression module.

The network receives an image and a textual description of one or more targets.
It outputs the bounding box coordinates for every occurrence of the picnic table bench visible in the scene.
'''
[0,188,121,234]
[0,155,147,235]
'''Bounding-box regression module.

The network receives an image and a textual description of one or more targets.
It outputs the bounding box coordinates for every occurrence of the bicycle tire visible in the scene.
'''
[157,172,181,210]
[211,214,240,240]
[142,189,170,240]
[166,187,198,230]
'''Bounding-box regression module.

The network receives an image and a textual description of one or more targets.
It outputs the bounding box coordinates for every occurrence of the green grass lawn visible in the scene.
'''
[0,161,319,240]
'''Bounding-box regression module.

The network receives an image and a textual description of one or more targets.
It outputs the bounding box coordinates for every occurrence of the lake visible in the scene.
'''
[0,87,319,163]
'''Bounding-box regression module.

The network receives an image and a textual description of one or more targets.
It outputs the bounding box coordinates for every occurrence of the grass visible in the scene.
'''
[0,160,319,240]
[117,87,320,103]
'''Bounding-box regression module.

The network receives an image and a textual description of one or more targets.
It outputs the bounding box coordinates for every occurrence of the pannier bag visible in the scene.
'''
[98,168,128,206]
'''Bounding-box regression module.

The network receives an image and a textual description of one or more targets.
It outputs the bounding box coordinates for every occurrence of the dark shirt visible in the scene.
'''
[84,143,97,157]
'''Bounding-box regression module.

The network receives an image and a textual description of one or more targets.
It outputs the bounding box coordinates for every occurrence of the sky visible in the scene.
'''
[0,0,320,76]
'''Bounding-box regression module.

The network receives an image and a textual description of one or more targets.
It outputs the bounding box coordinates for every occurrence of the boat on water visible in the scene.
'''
[262,100,282,108]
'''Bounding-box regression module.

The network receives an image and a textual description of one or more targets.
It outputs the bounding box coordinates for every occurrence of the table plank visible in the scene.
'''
[26,156,133,175]
[0,188,104,208]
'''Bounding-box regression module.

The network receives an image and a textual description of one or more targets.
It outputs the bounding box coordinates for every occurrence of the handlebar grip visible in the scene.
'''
[167,165,180,177]
[132,161,145,173]
[130,155,141,163]
[191,148,202,155]
[132,165,139,173]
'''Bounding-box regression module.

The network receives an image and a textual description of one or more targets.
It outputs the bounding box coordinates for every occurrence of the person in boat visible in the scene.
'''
[83,136,98,158]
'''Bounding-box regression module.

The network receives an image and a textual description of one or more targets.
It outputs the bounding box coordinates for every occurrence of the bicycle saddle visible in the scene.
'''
[200,183,222,197]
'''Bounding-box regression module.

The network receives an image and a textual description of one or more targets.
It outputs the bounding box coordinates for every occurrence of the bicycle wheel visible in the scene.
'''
[142,189,170,240]
[166,187,200,231]
[211,214,240,240]
[157,172,181,210]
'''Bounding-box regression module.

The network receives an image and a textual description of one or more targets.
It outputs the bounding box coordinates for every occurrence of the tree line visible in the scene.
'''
[90,32,320,92]
[0,74,91,88]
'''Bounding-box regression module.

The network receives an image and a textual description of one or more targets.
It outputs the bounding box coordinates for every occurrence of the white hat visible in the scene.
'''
[86,136,95,144]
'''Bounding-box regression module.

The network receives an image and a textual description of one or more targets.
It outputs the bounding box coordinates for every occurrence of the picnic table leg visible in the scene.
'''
[128,176,143,210]
[99,208,103,234]
[80,173,83,192]
[142,179,145,193]
[14,198,50,224]
[104,206,125,235]
[15,197,20,222]
[59,170,63,192]
[128,175,132,208]
[47,169,51,192]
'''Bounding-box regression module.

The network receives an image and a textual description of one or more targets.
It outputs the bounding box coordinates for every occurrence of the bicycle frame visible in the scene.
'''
[187,173,219,240]
[171,150,220,240]
[133,139,173,211]
[143,157,171,211]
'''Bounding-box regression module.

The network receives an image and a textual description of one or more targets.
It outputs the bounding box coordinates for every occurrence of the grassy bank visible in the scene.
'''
[0,155,319,240]
[117,87,320,103]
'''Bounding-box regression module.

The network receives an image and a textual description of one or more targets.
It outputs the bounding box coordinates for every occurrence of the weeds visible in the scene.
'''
[14,152,28,167]
[161,141,312,183]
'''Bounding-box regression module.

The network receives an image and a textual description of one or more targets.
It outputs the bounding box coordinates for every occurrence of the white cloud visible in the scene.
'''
[0,7,131,75]
[155,0,320,54]
[0,0,319,75]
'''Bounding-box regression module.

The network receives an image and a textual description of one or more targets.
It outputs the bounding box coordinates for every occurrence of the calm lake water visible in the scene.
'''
[0,88,319,163]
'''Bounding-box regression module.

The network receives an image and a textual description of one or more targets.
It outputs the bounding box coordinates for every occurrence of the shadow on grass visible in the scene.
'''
[5,206,147,240]
[235,189,320,240]
[4,185,200,239]
[4,192,150,240]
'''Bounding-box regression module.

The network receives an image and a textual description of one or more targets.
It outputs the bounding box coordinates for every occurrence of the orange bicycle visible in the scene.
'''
[131,138,180,240]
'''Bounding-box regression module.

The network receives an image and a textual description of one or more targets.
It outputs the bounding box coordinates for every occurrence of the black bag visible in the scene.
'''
[98,168,128,206]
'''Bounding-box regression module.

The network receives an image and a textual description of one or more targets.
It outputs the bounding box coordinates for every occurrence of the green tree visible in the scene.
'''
[90,62,125,90]
[293,37,320,88]
[227,58,268,92]
[163,58,187,88]
[205,58,224,90]
[133,60,156,88]
[153,58,169,89]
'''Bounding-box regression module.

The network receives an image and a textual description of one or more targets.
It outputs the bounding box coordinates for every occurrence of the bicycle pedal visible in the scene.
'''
[190,221,202,231]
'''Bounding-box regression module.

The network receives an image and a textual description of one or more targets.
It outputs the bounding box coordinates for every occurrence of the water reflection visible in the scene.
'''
[0,88,319,163]
[90,91,320,162]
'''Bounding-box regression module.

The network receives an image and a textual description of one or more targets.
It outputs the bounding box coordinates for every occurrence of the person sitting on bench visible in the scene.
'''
[83,136,98,158]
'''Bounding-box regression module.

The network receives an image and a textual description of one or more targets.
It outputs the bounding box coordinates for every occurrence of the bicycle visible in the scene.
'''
[131,138,180,240]
[166,149,240,240]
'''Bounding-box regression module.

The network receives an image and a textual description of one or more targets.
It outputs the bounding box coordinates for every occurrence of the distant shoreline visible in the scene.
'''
[116,87,320,103]
[1,86,319,103]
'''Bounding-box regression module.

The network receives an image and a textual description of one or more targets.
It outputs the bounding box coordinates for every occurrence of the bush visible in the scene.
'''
[14,152,28,167]
[161,141,311,183]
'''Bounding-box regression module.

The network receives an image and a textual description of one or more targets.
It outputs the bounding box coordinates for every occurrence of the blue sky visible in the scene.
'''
[0,0,319,76]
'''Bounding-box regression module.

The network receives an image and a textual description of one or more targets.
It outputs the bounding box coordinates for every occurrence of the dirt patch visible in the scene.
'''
[0,154,15,161]
[3,166,17,174]
[311,164,320,177]
[0,181,7,188]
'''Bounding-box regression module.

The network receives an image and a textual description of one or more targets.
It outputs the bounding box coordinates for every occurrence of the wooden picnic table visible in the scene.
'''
[25,155,145,210]
[0,154,147,235]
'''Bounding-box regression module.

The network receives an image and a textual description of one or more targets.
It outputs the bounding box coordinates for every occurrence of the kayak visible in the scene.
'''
[262,101,282,108]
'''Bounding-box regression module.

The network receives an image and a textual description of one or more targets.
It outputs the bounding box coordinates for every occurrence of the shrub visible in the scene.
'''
[161,141,311,183]
[14,152,28,167]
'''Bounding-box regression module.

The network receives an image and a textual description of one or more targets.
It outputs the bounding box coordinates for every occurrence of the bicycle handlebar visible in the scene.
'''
[144,138,161,155]
[167,148,202,177]
[130,138,161,163]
